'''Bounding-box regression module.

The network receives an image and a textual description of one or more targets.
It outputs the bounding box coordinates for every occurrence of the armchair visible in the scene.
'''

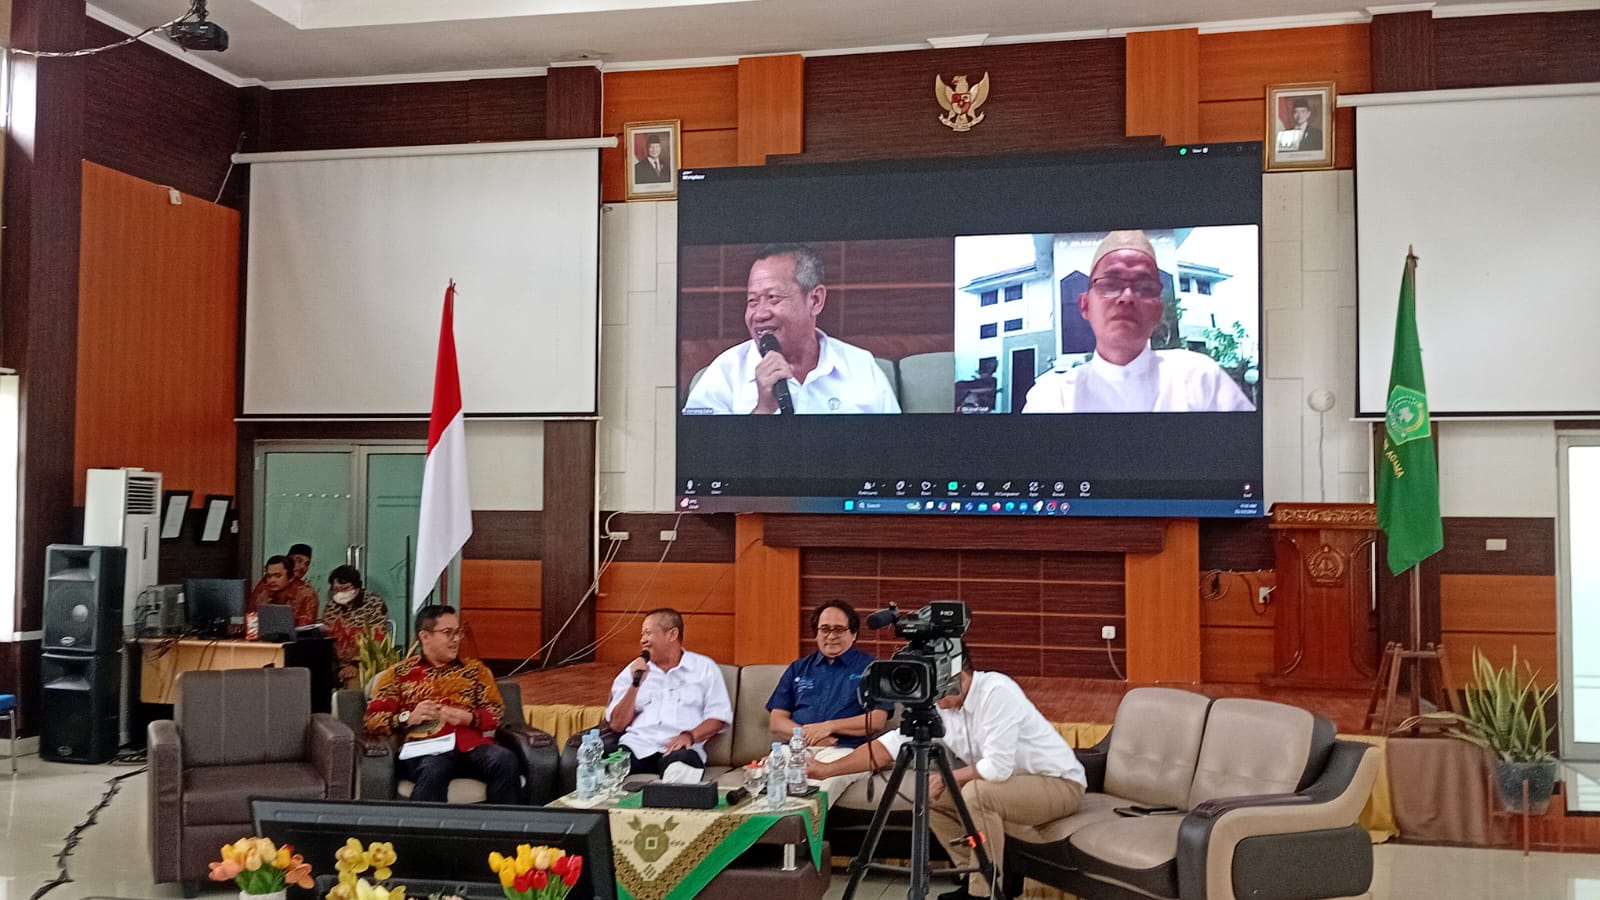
[148,667,354,898]
[333,678,560,804]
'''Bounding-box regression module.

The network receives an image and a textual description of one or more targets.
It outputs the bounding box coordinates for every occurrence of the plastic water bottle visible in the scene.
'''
[576,729,603,800]
[766,742,788,809]
[787,726,809,796]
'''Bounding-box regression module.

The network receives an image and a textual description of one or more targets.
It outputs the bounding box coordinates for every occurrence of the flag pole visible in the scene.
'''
[1408,566,1422,653]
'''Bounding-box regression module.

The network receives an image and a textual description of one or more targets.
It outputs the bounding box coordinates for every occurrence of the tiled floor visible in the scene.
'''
[2,751,1598,900]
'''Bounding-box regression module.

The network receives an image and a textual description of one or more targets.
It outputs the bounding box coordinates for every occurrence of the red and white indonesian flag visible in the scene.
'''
[412,282,473,610]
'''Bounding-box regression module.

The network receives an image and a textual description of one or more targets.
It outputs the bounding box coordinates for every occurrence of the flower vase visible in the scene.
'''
[241,890,288,900]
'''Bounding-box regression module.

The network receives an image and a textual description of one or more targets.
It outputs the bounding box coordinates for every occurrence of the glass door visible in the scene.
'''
[1557,435,1600,761]
[255,441,440,637]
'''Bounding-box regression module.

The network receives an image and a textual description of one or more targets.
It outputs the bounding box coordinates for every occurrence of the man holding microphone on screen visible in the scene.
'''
[1022,229,1255,414]
[682,243,901,415]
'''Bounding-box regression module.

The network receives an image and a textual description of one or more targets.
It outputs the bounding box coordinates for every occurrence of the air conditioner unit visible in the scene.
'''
[84,467,162,636]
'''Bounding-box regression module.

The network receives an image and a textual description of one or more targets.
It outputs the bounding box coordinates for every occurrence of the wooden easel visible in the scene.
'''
[1365,640,1458,734]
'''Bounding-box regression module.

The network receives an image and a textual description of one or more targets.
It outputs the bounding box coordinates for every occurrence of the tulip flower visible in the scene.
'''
[286,862,314,889]
[488,852,506,874]
[208,860,242,882]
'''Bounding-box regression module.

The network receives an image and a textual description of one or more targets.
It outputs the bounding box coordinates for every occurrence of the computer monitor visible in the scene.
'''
[256,603,296,642]
[252,798,616,900]
[185,578,247,637]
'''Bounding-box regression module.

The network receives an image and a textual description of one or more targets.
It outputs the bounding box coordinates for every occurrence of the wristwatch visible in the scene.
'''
[397,710,411,725]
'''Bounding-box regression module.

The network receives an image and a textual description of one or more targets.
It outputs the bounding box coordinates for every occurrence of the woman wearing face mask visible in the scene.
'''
[324,564,390,689]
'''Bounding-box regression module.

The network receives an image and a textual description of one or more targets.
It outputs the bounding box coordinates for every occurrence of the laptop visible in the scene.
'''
[257,604,297,643]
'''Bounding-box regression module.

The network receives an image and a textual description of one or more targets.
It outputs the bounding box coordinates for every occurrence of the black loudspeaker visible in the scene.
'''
[43,544,126,654]
[40,651,121,764]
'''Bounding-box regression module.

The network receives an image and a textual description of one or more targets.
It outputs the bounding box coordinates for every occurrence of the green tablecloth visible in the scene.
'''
[555,790,826,900]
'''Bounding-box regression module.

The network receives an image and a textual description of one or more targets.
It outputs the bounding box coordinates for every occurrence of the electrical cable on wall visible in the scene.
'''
[10,1,226,59]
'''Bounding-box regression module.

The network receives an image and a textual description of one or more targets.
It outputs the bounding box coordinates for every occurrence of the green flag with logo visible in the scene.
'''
[1377,251,1443,574]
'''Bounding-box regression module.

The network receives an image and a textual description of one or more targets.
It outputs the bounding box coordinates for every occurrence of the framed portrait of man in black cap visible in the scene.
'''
[625,120,680,200]
[1265,83,1335,171]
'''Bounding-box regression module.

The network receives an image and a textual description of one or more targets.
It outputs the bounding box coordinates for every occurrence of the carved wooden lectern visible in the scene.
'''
[1262,503,1380,688]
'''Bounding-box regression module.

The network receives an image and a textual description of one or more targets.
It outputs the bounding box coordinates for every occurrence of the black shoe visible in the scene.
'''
[936,886,983,900]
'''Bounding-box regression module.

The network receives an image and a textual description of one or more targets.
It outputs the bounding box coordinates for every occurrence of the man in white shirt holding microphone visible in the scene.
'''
[808,652,1086,900]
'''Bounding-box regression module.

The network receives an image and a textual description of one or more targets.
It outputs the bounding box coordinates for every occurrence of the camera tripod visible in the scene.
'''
[840,704,998,900]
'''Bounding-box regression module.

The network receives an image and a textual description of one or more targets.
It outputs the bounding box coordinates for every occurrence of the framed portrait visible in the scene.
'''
[160,490,192,541]
[200,494,233,543]
[1265,82,1335,172]
[624,119,680,201]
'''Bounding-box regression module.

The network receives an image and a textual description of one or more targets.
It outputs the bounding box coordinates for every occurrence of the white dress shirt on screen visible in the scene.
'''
[682,329,902,415]
[1022,346,1255,413]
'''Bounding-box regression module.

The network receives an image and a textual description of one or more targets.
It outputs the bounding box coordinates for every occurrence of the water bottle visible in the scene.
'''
[576,729,603,800]
[766,742,788,809]
[787,726,809,796]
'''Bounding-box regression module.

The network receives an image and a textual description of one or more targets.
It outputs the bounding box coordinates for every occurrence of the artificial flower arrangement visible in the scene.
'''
[208,837,314,897]
[326,838,403,900]
[488,845,584,900]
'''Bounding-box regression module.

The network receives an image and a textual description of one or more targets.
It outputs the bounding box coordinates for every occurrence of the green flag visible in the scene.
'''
[1376,251,1443,574]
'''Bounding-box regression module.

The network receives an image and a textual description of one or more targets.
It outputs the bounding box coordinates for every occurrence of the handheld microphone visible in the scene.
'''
[632,649,650,686]
[756,333,795,415]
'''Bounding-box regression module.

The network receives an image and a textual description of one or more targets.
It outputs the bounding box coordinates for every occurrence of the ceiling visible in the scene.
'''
[82,0,1595,87]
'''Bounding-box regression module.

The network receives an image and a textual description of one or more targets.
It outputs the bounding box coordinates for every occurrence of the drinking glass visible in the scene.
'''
[605,752,630,799]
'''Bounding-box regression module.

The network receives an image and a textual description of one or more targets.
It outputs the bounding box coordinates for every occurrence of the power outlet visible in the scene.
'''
[607,531,630,541]
[660,529,678,542]
[1258,586,1274,606]
[1101,625,1116,640]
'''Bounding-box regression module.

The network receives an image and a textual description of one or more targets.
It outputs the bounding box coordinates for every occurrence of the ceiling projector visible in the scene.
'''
[167,1,228,51]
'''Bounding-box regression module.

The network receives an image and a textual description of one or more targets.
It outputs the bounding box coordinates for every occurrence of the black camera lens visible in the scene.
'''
[888,665,922,696]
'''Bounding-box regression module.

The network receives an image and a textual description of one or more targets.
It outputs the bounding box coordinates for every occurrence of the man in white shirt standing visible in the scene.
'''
[682,243,902,415]
[1021,229,1255,414]
[607,608,733,775]
[809,655,1086,900]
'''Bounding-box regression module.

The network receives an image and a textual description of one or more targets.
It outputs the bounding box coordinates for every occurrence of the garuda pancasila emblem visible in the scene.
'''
[935,73,990,132]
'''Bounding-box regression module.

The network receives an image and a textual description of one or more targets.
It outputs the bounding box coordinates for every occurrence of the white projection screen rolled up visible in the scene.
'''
[1354,86,1600,417]
[243,144,601,417]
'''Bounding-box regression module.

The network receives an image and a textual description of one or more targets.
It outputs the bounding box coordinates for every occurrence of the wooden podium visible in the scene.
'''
[1262,503,1380,688]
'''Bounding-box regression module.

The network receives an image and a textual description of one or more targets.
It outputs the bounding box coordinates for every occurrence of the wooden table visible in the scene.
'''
[137,638,286,704]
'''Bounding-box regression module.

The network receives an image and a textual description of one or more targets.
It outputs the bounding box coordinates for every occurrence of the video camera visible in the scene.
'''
[859,600,970,706]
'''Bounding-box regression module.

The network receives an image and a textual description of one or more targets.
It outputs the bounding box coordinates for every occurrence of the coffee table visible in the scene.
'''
[552,787,829,900]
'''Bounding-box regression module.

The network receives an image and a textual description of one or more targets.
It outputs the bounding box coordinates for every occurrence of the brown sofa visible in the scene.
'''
[148,667,355,897]
[1001,687,1379,900]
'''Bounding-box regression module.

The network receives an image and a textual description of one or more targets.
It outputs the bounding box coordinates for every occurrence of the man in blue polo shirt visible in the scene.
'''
[768,600,890,748]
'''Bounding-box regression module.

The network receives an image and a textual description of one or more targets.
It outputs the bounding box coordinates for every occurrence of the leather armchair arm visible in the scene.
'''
[1175,740,1379,900]
[332,688,367,732]
[308,713,357,800]
[148,720,184,884]
[498,723,561,805]
[1076,746,1108,794]
[353,731,400,800]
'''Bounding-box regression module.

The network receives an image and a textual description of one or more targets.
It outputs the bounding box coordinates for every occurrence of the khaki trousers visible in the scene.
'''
[929,774,1085,896]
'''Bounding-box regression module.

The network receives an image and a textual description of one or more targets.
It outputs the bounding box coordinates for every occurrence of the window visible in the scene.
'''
[1004,284,1023,302]
[1004,318,1023,333]
[979,290,998,306]
[1179,276,1192,292]
[1198,280,1212,295]
[979,323,998,339]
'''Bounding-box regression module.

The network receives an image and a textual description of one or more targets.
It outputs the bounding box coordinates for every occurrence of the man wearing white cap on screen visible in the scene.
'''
[1022,229,1255,414]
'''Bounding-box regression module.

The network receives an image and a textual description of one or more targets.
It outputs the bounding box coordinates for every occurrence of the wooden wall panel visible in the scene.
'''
[1369,11,1434,93]
[1200,570,1275,683]
[1125,29,1199,144]
[1125,519,1200,683]
[734,514,801,665]
[460,559,541,659]
[83,18,245,208]
[766,514,1164,553]
[595,611,734,665]
[1197,25,1371,102]
[801,40,1126,163]
[1434,11,1600,91]
[738,55,804,165]
[463,510,543,560]
[599,561,735,615]
[261,77,546,152]
[600,66,740,203]
[1442,632,1558,685]
[1197,24,1368,170]
[547,64,603,140]
[597,512,736,563]
[75,163,239,507]
[1201,627,1274,684]
[542,421,597,663]
[1439,517,1552,576]
[1440,574,1555,635]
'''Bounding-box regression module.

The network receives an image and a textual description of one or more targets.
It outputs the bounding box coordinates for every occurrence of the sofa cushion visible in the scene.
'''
[701,665,741,768]
[182,762,330,826]
[1186,698,1320,809]
[1067,814,1184,899]
[1005,791,1134,844]
[733,665,786,765]
[1103,688,1210,810]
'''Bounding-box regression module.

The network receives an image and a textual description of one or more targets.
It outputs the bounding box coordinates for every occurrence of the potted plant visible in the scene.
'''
[208,837,314,900]
[1405,647,1559,813]
[357,628,410,690]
